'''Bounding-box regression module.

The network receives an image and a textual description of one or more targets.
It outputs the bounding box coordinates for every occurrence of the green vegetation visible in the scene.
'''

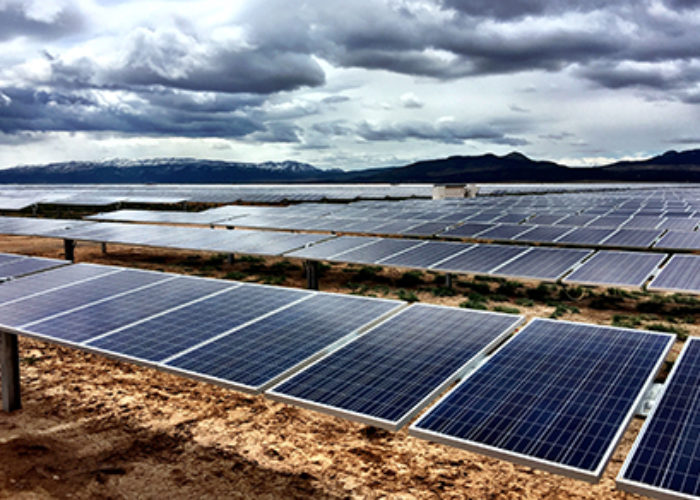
[549,303,580,319]
[427,286,456,297]
[492,305,520,314]
[646,323,689,341]
[515,298,534,307]
[459,300,487,310]
[223,271,246,280]
[397,289,419,302]
[611,314,643,329]
[354,266,383,281]
[397,270,424,287]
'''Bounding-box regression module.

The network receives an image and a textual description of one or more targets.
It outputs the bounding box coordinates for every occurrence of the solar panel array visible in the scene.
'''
[410,319,674,482]
[0,259,695,492]
[648,254,700,294]
[617,338,700,499]
[563,251,667,287]
[0,253,67,280]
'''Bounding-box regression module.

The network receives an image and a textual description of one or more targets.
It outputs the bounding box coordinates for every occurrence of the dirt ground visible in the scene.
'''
[0,235,697,499]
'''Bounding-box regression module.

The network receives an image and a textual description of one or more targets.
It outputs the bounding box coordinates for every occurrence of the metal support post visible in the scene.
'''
[444,273,453,289]
[1,331,21,412]
[101,242,107,254]
[227,253,235,265]
[64,239,75,262]
[304,260,320,290]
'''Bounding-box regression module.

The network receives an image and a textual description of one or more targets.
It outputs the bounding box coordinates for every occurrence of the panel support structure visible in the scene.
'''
[1,331,21,412]
[227,253,235,265]
[101,242,107,254]
[444,273,453,289]
[64,238,75,262]
[304,260,320,290]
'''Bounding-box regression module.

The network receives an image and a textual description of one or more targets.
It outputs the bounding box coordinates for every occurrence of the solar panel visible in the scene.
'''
[0,269,169,328]
[440,223,494,238]
[0,253,24,266]
[164,294,403,393]
[86,284,311,362]
[431,244,529,274]
[285,236,380,260]
[491,247,592,281]
[600,229,663,249]
[555,227,617,245]
[648,254,700,294]
[512,225,574,244]
[0,256,67,280]
[563,251,666,287]
[23,277,237,344]
[653,230,700,251]
[528,214,565,225]
[370,220,424,235]
[399,221,452,237]
[554,214,599,226]
[330,238,424,264]
[475,224,532,241]
[585,215,630,228]
[0,263,117,306]
[656,217,699,231]
[410,318,674,482]
[617,338,700,499]
[268,305,523,430]
[378,241,473,268]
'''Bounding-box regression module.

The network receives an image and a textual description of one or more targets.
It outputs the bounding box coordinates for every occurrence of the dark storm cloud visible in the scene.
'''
[0,87,262,137]
[250,122,302,143]
[0,1,84,41]
[356,120,528,146]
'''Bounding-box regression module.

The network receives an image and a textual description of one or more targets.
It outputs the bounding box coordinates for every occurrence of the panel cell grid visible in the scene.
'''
[648,254,700,294]
[378,241,472,268]
[617,338,700,499]
[165,294,403,392]
[600,229,663,249]
[410,318,673,481]
[563,251,666,287]
[0,269,168,328]
[513,225,573,244]
[440,223,494,238]
[432,244,529,274]
[555,227,617,245]
[285,236,380,260]
[87,284,311,362]
[330,238,424,264]
[0,264,115,306]
[268,305,523,430]
[26,277,236,344]
[653,230,700,251]
[492,247,592,281]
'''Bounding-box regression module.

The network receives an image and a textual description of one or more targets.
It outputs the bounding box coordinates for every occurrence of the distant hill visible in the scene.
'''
[1,149,699,184]
[0,158,337,184]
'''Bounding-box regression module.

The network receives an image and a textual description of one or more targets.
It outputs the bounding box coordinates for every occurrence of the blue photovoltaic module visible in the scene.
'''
[268,304,523,430]
[648,254,700,294]
[617,338,700,499]
[410,318,673,482]
[165,294,403,393]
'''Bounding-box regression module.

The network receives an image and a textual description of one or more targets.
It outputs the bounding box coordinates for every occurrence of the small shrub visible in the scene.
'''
[397,270,424,287]
[430,286,457,297]
[515,298,534,307]
[490,293,509,302]
[496,280,523,296]
[262,275,285,285]
[224,271,246,280]
[467,292,487,304]
[460,300,487,310]
[397,289,419,302]
[458,281,491,295]
[612,315,643,329]
[239,255,264,263]
[492,305,520,314]
[549,303,579,319]
[646,323,688,341]
[205,253,227,267]
[355,266,382,281]
[270,260,301,273]
[527,283,554,301]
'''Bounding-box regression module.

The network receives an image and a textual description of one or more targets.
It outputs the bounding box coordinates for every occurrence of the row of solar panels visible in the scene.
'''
[89,206,700,250]
[0,184,434,209]
[1,215,699,294]
[0,261,696,498]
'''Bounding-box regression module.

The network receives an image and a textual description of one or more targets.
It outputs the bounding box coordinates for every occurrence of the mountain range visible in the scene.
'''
[1,149,699,184]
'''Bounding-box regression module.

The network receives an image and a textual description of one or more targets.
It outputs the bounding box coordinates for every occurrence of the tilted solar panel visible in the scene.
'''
[329,238,424,264]
[653,230,700,251]
[648,254,700,294]
[284,236,380,260]
[268,304,523,430]
[410,318,673,482]
[378,241,472,268]
[165,294,403,393]
[431,244,529,274]
[600,229,663,249]
[563,251,666,287]
[86,284,311,362]
[617,338,700,499]
[0,263,115,306]
[0,257,67,280]
[0,269,169,328]
[23,277,237,344]
[492,247,592,281]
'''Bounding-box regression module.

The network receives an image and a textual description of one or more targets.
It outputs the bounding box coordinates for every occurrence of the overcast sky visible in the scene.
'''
[1,0,699,170]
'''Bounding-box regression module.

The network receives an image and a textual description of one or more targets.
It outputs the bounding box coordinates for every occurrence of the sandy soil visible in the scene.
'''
[0,235,697,499]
